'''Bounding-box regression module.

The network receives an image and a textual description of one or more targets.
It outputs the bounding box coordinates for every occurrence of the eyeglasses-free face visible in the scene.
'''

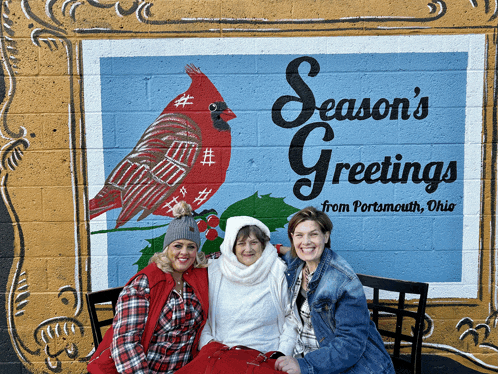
[292,220,330,272]
[234,234,264,267]
[166,239,198,273]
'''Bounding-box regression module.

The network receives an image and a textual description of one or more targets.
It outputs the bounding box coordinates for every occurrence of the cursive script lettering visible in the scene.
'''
[272,56,455,201]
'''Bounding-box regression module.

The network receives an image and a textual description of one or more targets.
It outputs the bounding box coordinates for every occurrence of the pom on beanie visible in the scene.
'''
[163,201,201,249]
[172,201,192,218]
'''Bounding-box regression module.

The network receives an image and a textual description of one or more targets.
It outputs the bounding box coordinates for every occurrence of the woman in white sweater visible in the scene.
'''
[199,216,297,356]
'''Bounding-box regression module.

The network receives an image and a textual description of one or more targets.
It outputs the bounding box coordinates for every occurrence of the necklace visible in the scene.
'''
[171,273,183,286]
[303,264,314,290]
[174,279,183,293]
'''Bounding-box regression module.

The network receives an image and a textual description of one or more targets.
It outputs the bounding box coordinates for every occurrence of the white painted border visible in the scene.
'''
[83,35,485,296]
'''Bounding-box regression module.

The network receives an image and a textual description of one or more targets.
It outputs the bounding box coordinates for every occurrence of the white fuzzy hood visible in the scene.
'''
[218,216,278,285]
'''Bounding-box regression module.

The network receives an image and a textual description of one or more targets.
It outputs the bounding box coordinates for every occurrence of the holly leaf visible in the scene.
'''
[134,234,165,271]
[201,236,224,255]
[219,192,299,232]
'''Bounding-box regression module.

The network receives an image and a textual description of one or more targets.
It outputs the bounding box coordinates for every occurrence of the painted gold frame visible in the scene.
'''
[0,0,497,373]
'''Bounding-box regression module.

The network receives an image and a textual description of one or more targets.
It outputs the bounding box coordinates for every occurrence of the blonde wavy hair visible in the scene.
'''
[149,201,208,273]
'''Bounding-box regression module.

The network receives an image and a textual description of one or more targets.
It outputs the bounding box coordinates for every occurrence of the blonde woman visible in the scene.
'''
[110,201,209,374]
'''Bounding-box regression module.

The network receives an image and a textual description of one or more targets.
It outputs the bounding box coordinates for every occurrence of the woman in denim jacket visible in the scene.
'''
[275,207,394,374]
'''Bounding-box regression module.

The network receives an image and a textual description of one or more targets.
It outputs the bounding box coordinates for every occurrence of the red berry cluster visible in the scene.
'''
[197,215,220,241]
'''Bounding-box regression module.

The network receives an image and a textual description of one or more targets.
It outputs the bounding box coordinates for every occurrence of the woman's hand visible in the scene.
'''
[276,245,291,255]
[275,356,301,373]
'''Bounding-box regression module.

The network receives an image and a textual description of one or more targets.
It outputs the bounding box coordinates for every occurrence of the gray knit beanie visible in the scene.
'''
[163,201,201,249]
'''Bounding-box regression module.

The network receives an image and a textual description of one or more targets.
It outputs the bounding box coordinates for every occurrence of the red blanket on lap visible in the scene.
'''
[176,341,282,374]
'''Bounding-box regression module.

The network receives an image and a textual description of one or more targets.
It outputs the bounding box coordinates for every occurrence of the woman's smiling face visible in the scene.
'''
[234,233,264,266]
[292,220,330,268]
[166,239,198,273]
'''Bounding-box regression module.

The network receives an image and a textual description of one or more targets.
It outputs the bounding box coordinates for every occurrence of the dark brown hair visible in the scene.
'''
[233,225,270,253]
[287,206,333,258]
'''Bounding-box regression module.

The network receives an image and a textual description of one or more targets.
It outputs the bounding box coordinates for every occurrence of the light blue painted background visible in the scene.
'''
[96,52,467,286]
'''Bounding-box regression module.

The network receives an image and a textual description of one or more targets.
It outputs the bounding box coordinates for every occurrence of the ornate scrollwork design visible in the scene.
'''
[1,4,89,372]
[0,1,23,139]
[17,0,453,31]
[86,0,141,16]
[44,0,146,24]
[0,138,29,172]
[135,0,447,26]
[457,317,492,346]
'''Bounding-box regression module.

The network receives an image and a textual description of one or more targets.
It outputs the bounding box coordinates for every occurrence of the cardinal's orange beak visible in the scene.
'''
[220,108,236,122]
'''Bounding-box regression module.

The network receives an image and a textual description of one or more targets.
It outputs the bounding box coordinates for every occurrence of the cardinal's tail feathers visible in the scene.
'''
[89,186,122,220]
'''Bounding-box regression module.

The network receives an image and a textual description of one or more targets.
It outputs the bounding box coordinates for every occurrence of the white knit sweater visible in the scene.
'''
[199,216,298,356]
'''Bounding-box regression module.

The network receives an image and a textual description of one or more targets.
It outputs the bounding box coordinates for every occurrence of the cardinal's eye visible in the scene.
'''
[209,103,217,112]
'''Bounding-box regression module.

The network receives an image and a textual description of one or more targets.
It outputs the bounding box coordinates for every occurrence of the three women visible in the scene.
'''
[108,202,394,374]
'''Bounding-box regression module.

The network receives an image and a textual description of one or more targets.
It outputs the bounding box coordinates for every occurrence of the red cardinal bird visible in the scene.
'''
[89,64,236,228]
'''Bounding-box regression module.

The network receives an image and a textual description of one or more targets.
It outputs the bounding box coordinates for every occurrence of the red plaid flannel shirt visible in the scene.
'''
[111,274,204,374]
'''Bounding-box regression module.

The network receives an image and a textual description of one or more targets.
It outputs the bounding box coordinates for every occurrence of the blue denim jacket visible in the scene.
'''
[283,248,395,374]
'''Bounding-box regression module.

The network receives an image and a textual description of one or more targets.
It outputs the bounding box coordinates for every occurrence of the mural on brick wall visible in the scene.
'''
[1,1,498,373]
[85,37,482,295]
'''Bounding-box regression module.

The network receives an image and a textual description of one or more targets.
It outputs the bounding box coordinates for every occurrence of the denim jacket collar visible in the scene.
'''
[285,247,334,294]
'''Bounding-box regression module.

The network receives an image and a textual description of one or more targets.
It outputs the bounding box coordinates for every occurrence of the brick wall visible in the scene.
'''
[0,1,497,373]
